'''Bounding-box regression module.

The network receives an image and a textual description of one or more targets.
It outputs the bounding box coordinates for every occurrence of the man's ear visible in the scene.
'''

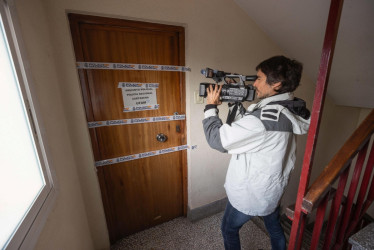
[272,82,282,91]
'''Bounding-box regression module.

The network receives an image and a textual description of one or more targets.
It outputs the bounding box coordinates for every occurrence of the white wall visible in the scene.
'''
[13,0,97,249]
[12,0,366,249]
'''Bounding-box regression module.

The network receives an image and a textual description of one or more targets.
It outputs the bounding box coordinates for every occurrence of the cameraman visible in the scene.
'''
[202,55,311,250]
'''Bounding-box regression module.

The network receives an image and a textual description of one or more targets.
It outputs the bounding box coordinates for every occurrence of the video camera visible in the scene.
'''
[199,68,257,102]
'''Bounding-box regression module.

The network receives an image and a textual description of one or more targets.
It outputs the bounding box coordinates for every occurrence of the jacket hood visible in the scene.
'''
[247,92,311,135]
[269,97,310,120]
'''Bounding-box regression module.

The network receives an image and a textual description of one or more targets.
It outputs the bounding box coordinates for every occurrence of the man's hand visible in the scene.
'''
[206,84,223,105]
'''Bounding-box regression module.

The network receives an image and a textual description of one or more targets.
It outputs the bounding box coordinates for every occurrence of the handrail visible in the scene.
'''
[302,110,374,213]
[288,1,344,248]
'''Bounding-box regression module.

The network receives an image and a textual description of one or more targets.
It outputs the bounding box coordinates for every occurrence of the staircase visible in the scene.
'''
[287,109,374,249]
[284,200,374,249]
[282,0,374,248]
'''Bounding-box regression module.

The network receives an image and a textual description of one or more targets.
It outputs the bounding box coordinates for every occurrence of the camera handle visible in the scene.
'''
[223,74,246,86]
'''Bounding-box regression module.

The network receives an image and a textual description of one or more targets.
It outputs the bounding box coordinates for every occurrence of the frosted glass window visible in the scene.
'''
[0,13,45,249]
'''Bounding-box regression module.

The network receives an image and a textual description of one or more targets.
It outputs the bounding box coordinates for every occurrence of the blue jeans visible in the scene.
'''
[221,201,286,250]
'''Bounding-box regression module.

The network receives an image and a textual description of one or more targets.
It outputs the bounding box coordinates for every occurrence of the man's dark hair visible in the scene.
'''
[256,55,303,93]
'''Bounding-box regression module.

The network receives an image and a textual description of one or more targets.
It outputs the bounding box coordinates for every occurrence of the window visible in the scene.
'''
[0,0,56,249]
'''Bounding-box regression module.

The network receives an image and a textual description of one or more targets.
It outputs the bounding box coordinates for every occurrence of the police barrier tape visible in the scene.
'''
[95,144,197,167]
[76,62,191,72]
[88,114,186,128]
[123,104,159,112]
[118,82,159,89]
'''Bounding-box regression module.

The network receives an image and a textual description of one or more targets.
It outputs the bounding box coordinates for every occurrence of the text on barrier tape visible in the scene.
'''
[118,82,159,89]
[76,62,191,72]
[95,145,197,167]
[88,114,185,128]
[123,104,159,112]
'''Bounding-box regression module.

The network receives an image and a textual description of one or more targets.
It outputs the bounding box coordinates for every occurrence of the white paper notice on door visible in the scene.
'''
[118,82,159,112]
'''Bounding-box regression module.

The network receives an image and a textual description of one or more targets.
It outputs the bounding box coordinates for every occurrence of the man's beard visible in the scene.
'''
[257,92,272,100]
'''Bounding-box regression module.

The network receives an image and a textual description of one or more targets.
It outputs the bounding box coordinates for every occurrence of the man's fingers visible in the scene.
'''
[207,84,212,94]
[213,84,220,93]
[208,84,214,94]
[207,84,221,99]
[207,84,217,93]
[218,84,223,93]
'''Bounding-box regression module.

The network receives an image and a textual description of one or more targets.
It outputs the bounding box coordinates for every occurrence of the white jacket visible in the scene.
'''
[203,92,310,216]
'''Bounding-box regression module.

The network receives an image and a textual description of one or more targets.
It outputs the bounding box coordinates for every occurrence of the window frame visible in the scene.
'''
[0,0,57,249]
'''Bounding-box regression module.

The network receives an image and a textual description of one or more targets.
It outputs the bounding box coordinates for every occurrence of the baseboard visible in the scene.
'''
[187,197,228,222]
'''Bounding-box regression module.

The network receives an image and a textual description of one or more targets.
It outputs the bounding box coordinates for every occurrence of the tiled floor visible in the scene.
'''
[111,211,272,250]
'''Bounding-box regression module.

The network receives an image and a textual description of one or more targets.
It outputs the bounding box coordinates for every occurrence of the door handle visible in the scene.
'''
[156,133,168,142]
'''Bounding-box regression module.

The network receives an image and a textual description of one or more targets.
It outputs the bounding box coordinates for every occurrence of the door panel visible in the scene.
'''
[95,122,183,157]
[86,70,182,119]
[69,14,187,243]
[103,154,183,236]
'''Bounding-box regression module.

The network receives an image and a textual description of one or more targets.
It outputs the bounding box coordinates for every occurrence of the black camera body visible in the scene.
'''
[199,68,257,102]
[199,83,256,102]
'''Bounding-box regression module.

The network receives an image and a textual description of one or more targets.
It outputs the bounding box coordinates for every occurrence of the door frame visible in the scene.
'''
[68,12,188,233]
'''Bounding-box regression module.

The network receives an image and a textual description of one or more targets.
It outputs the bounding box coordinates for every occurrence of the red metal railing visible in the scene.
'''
[288,0,344,248]
[287,110,374,249]
[287,0,374,248]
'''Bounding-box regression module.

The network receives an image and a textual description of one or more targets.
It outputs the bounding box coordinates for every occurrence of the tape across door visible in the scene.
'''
[88,114,186,128]
[76,62,191,72]
[78,62,192,167]
[95,144,197,167]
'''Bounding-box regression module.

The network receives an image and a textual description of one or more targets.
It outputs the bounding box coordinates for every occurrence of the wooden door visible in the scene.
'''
[68,14,187,243]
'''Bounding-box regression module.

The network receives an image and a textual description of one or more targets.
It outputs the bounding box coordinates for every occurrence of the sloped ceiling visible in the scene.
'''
[234,0,374,108]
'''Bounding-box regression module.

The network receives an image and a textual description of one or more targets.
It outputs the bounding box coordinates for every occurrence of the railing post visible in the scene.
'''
[362,144,374,213]
[288,0,344,249]
[334,141,370,249]
[346,141,374,237]
[323,167,350,250]
[310,193,329,250]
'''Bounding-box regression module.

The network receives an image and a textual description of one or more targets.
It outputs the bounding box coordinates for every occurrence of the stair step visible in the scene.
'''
[349,222,374,250]
[281,214,325,250]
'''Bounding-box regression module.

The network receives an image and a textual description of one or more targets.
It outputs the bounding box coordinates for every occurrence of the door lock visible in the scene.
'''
[156,133,168,142]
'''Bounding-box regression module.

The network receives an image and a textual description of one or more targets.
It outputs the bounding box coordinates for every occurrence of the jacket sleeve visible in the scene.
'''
[202,107,227,153]
[203,107,266,154]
